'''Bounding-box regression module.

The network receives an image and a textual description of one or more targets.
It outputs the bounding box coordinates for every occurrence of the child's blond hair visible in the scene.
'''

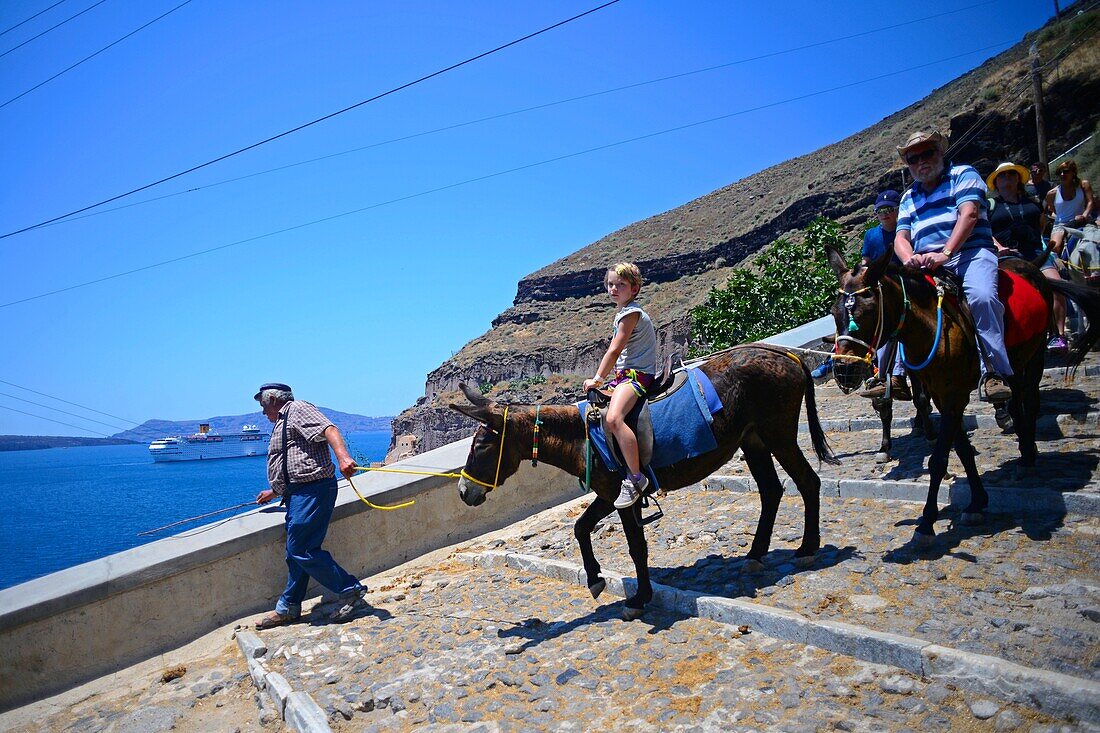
[605,262,643,290]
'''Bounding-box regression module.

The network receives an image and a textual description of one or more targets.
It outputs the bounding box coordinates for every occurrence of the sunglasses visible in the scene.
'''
[1059,170,1073,176]
[905,148,939,165]
[875,206,897,215]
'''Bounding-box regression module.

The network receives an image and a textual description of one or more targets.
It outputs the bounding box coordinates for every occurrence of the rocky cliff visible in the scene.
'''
[394,10,1100,453]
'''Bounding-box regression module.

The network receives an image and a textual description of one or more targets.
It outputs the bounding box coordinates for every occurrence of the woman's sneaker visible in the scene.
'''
[613,475,648,509]
[1047,335,1068,352]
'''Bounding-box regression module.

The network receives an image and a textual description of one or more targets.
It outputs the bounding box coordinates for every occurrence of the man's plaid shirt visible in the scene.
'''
[266,401,335,495]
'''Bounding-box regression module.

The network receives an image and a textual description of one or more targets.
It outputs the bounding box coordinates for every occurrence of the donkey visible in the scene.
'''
[451,345,838,619]
[828,245,1100,544]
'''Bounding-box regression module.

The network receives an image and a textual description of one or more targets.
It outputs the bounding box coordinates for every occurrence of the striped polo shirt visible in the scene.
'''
[896,164,994,253]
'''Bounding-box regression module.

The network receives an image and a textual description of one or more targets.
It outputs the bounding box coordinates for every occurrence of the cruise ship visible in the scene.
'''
[148,423,270,462]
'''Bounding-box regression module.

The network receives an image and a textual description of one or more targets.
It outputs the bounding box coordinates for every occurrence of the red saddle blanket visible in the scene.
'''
[924,269,1047,347]
[998,269,1047,347]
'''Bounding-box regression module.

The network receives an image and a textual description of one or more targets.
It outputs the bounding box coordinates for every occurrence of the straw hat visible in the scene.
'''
[896,130,946,160]
[985,162,1030,190]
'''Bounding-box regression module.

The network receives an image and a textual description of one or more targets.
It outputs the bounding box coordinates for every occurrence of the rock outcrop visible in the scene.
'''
[395,12,1100,453]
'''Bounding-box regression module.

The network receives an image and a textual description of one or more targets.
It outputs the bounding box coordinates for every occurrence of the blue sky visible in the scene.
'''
[0,0,1055,437]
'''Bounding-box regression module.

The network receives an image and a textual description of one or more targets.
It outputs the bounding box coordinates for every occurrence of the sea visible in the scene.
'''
[0,431,391,591]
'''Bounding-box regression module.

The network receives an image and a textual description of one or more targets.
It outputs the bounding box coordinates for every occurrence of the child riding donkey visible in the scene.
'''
[582,262,658,509]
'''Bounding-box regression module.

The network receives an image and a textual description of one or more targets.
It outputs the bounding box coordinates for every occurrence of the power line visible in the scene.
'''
[0,383,178,440]
[0,0,71,38]
[19,0,1005,234]
[0,403,114,436]
[0,390,133,432]
[0,40,1014,310]
[0,0,109,59]
[0,377,139,424]
[0,0,193,110]
[946,16,1098,157]
[0,0,623,239]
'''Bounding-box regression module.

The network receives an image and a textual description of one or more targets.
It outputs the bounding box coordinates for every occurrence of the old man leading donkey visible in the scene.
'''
[451,345,838,620]
[828,244,1100,545]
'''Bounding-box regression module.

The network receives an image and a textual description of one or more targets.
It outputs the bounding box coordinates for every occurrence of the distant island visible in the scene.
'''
[0,408,393,452]
[0,436,140,452]
[109,408,393,443]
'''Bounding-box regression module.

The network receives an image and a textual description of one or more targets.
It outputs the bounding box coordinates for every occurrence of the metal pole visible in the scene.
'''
[1029,42,1049,166]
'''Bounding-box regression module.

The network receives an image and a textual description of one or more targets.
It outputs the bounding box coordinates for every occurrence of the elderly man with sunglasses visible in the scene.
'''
[891,131,1013,403]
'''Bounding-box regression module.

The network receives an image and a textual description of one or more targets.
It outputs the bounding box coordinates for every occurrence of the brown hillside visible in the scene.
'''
[394,9,1100,453]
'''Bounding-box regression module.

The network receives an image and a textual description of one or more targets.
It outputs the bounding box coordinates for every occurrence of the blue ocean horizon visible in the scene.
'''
[0,431,391,591]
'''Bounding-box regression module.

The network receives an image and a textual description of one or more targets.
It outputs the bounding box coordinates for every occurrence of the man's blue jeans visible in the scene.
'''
[275,477,362,616]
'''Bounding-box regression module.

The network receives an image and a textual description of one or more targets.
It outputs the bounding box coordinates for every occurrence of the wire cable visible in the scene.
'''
[0,0,71,38]
[945,15,1098,158]
[0,403,114,436]
[0,377,138,423]
[0,42,1015,310]
[0,0,622,239]
[0,0,108,59]
[0,378,221,441]
[18,0,1006,233]
[0,0,193,110]
[0,390,134,432]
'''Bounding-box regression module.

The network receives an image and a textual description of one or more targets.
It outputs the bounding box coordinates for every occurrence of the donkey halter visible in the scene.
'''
[833,284,882,364]
[461,402,544,492]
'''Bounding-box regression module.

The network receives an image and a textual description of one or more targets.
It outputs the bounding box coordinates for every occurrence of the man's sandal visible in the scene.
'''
[255,611,300,630]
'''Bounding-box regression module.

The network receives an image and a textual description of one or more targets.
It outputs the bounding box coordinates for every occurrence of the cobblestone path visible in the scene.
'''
[256,558,1075,732]
[8,356,1098,732]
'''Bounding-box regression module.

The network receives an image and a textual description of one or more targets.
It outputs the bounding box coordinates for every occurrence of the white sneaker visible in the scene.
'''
[613,475,647,509]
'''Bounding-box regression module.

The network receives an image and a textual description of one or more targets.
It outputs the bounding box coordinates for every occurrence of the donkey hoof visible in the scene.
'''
[742,558,766,574]
[622,604,645,621]
[960,511,985,526]
[912,532,936,549]
[588,579,606,600]
[794,554,815,568]
[875,451,890,464]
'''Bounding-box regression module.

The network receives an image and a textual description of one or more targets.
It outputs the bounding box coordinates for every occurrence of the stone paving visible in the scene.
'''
[252,560,1077,732]
[7,354,1099,733]
[763,353,1100,490]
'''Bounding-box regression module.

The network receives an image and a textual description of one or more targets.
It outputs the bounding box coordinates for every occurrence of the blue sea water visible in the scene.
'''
[0,431,391,590]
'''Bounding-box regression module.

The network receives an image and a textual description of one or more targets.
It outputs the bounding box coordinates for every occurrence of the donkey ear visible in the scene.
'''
[825,245,849,278]
[449,401,492,425]
[459,382,491,407]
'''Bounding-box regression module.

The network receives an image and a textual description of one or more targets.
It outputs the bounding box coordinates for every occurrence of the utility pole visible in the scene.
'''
[1029,42,1049,166]
[1053,0,1061,16]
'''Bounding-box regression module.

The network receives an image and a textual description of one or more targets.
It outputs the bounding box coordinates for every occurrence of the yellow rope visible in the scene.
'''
[345,464,468,511]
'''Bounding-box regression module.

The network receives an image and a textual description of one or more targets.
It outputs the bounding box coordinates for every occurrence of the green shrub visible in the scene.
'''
[690,217,858,353]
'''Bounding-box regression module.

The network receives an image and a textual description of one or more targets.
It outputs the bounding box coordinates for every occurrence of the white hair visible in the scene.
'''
[260,388,293,406]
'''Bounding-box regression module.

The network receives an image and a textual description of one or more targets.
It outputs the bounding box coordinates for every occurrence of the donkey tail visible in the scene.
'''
[799,357,839,465]
[1048,278,1100,375]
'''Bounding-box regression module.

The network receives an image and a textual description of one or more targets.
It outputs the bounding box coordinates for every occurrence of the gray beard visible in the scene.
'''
[915,160,945,186]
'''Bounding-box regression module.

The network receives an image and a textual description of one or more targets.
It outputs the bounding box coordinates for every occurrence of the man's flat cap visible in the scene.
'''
[254,383,292,401]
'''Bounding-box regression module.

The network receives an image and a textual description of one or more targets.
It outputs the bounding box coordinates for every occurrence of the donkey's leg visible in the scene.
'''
[618,503,651,620]
[915,412,961,543]
[912,378,937,443]
[740,440,785,568]
[770,443,822,565]
[574,497,616,598]
[872,396,893,463]
[953,428,987,523]
[1013,352,1044,469]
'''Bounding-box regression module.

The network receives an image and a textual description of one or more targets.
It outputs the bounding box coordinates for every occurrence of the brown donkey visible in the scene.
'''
[451,345,837,620]
[827,246,1100,544]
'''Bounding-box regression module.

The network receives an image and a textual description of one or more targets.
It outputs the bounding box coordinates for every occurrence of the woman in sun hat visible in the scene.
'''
[986,161,1068,352]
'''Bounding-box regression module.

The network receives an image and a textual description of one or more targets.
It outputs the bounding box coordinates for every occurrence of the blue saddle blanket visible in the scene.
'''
[577,367,724,472]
